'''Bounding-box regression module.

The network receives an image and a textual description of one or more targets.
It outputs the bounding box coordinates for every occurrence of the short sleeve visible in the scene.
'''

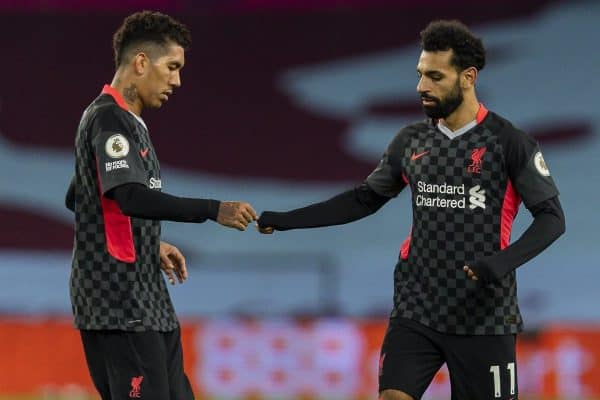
[365,129,407,197]
[504,129,559,209]
[90,108,147,195]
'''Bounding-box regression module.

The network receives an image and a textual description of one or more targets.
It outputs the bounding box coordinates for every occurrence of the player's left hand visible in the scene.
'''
[160,241,187,285]
[463,265,479,281]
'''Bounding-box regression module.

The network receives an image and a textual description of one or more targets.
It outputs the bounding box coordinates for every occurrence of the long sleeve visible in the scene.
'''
[258,183,390,231]
[108,183,220,223]
[469,196,565,284]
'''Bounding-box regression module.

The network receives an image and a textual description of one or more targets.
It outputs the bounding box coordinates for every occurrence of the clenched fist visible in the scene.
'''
[217,201,257,231]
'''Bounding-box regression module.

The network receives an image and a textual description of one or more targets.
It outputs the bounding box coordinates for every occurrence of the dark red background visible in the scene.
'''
[0,1,572,250]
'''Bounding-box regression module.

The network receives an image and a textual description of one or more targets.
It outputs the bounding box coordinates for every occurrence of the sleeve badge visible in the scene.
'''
[105,134,130,159]
[534,151,550,177]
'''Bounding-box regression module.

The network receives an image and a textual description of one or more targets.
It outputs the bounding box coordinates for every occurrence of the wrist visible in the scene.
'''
[208,200,220,221]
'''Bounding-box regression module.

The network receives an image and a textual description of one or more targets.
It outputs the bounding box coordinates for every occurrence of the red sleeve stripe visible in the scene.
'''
[400,226,412,260]
[399,178,411,259]
[95,157,136,263]
[500,179,521,249]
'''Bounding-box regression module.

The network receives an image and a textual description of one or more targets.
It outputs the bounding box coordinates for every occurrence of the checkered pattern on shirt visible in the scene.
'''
[390,115,523,335]
[70,95,178,332]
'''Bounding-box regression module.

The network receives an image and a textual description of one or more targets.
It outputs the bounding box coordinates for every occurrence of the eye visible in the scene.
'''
[168,63,182,71]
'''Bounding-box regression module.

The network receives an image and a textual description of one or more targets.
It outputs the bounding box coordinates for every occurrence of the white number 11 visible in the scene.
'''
[490,362,515,397]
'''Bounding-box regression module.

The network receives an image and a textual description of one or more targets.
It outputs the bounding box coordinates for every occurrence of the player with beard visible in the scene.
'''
[257,20,565,399]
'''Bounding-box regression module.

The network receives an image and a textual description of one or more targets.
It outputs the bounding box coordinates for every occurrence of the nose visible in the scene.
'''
[171,71,181,88]
[416,76,427,94]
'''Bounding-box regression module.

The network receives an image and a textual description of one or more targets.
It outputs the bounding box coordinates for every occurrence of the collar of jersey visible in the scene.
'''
[436,103,488,139]
[101,84,148,131]
[101,84,129,110]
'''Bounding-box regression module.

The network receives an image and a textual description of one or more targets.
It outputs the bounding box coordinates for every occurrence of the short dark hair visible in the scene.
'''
[420,20,485,71]
[112,10,192,68]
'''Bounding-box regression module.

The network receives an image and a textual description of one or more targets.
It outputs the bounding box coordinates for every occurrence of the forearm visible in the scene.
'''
[258,183,390,231]
[109,183,220,223]
[471,197,565,283]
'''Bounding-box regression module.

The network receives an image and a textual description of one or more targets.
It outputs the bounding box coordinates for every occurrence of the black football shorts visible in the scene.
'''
[379,317,517,399]
[80,327,194,400]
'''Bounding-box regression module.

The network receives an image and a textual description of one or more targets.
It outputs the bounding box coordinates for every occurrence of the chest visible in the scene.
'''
[402,128,505,191]
[134,128,160,177]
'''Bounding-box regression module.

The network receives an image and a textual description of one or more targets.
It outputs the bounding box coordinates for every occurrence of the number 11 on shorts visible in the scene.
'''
[490,362,515,397]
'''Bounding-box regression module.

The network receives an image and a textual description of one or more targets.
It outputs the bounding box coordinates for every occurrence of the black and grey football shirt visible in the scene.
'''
[70,85,178,332]
[366,105,559,335]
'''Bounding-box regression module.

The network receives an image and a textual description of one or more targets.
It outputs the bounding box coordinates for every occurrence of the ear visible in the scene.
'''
[461,66,478,89]
[132,52,149,76]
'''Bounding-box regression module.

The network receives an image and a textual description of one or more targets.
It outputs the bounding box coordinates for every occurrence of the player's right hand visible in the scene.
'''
[217,201,257,231]
[160,241,187,285]
[255,212,275,234]
[255,211,275,235]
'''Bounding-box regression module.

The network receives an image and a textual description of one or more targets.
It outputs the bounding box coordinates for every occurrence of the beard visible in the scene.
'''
[421,80,464,119]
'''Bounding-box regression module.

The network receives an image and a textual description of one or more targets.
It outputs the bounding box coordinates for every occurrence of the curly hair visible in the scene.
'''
[112,10,192,68]
[420,20,485,71]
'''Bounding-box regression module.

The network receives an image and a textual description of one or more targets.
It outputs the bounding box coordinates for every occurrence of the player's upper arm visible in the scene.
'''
[89,107,146,195]
[65,175,75,212]
[365,128,408,198]
[502,127,559,209]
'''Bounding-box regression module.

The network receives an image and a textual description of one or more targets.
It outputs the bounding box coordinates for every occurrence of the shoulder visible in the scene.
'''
[87,96,134,134]
[402,119,432,136]
[486,111,537,149]
[487,112,542,178]
[93,98,132,126]
[389,119,431,148]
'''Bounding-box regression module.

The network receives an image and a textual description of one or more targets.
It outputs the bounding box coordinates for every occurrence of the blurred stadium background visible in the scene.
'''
[1,0,598,398]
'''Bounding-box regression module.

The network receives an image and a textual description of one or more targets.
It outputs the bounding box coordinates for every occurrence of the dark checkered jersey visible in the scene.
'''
[70,85,178,332]
[366,105,559,335]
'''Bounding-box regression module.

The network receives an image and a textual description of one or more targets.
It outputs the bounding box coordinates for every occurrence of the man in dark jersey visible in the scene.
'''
[65,11,257,400]
[257,20,565,400]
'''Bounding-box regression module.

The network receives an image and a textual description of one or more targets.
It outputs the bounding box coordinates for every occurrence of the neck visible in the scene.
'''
[440,93,479,131]
[111,72,143,116]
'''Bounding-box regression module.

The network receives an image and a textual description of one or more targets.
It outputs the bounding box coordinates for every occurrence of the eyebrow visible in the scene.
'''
[417,69,445,77]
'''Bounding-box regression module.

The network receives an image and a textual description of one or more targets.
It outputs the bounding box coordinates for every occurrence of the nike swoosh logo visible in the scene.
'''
[411,150,429,161]
[140,148,149,158]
